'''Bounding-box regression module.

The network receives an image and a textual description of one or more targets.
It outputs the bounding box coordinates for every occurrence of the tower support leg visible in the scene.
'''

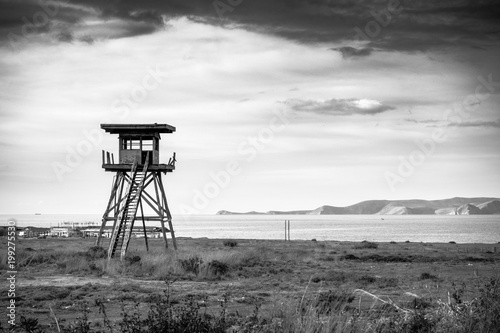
[97,173,123,246]
[100,169,178,259]
[158,173,177,250]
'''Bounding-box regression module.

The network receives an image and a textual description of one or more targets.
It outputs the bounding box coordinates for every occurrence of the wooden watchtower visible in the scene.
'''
[96,124,177,260]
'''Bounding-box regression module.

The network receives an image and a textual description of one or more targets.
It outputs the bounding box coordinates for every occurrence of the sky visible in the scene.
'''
[0,0,499,215]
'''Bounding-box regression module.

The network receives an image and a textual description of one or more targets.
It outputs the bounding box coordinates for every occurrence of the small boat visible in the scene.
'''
[35,213,42,215]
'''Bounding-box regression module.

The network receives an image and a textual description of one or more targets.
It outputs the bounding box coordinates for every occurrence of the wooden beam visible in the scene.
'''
[97,173,122,246]
[140,199,149,252]
[158,173,177,250]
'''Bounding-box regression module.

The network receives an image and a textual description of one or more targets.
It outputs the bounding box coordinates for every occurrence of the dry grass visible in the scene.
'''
[4,237,500,332]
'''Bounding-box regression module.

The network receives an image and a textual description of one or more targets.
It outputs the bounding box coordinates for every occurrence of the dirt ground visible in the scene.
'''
[2,237,500,330]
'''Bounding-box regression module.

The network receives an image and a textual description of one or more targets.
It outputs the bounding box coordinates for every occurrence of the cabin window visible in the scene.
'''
[121,138,141,150]
[142,139,154,151]
[130,140,141,150]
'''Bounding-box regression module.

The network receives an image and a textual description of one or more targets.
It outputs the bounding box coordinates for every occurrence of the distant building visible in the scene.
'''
[21,227,50,238]
[59,221,100,228]
[50,226,81,237]
[81,226,163,239]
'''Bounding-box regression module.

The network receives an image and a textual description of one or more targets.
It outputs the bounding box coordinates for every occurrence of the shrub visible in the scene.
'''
[223,240,238,247]
[353,241,378,249]
[356,274,377,285]
[85,246,107,259]
[178,256,203,275]
[312,270,348,283]
[340,254,359,260]
[207,260,230,276]
[124,254,141,265]
[420,272,438,280]
[314,290,355,314]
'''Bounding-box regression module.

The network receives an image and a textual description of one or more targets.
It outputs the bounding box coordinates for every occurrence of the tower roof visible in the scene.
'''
[101,123,176,134]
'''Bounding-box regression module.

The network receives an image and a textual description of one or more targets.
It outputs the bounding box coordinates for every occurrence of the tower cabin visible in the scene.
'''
[98,123,177,261]
[101,123,176,172]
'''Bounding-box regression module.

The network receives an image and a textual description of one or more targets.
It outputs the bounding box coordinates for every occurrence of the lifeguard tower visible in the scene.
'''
[96,124,177,260]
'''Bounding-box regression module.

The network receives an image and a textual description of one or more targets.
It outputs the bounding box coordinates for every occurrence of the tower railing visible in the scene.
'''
[102,150,115,165]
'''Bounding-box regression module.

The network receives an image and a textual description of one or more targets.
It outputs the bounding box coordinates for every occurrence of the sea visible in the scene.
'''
[2,214,499,244]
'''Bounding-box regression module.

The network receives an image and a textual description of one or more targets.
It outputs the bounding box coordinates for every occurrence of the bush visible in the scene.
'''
[124,254,141,265]
[356,274,377,285]
[178,256,203,275]
[207,260,230,276]
[85,246,107,259]
[312,270,348,283]
[314,290,355,314]
[420,272,438,280]
[223,240,238,247]
[340,254,359,260]
[353,241,378,249]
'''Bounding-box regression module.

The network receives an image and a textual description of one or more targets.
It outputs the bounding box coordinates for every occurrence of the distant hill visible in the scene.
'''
[477,200,500,214]
[216,197,500,215]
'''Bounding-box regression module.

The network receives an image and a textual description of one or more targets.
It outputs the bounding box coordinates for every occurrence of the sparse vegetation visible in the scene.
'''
[353,240,378,249]
[420,272,439,281]
[5,237,500,332]
[223,240,238,247]
[11,277,500,333]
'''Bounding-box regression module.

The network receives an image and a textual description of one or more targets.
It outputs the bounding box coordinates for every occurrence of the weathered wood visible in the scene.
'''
[97,173,121,246]
[102,164,174,172]
[154,174,168,249]
[99,124,178,259]
[119,157,150,260]
[158,174,177,250]
[108,162,137,259]
[140,199,149,252]
[101,123,176,134]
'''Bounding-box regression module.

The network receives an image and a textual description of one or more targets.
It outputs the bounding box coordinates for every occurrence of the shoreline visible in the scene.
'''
[12,236,500,246]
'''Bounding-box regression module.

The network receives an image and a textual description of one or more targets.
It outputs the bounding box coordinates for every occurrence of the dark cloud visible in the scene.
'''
[331,46,373,58]
[285,98,394,116]
[0,0,499,53]
[448,119,500,128]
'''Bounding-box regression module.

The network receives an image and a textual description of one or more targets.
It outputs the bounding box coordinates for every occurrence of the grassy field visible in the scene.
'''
[1,236,499,332]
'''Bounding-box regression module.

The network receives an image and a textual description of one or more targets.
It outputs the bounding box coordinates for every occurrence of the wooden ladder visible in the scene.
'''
[108,154,150,259]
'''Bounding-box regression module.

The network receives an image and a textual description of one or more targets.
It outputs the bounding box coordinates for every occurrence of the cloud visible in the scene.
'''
[1,0,499,54]
[448,119,500,128]
[404,118,442,124]
[285,98,395,116]
[331,46,373,58]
